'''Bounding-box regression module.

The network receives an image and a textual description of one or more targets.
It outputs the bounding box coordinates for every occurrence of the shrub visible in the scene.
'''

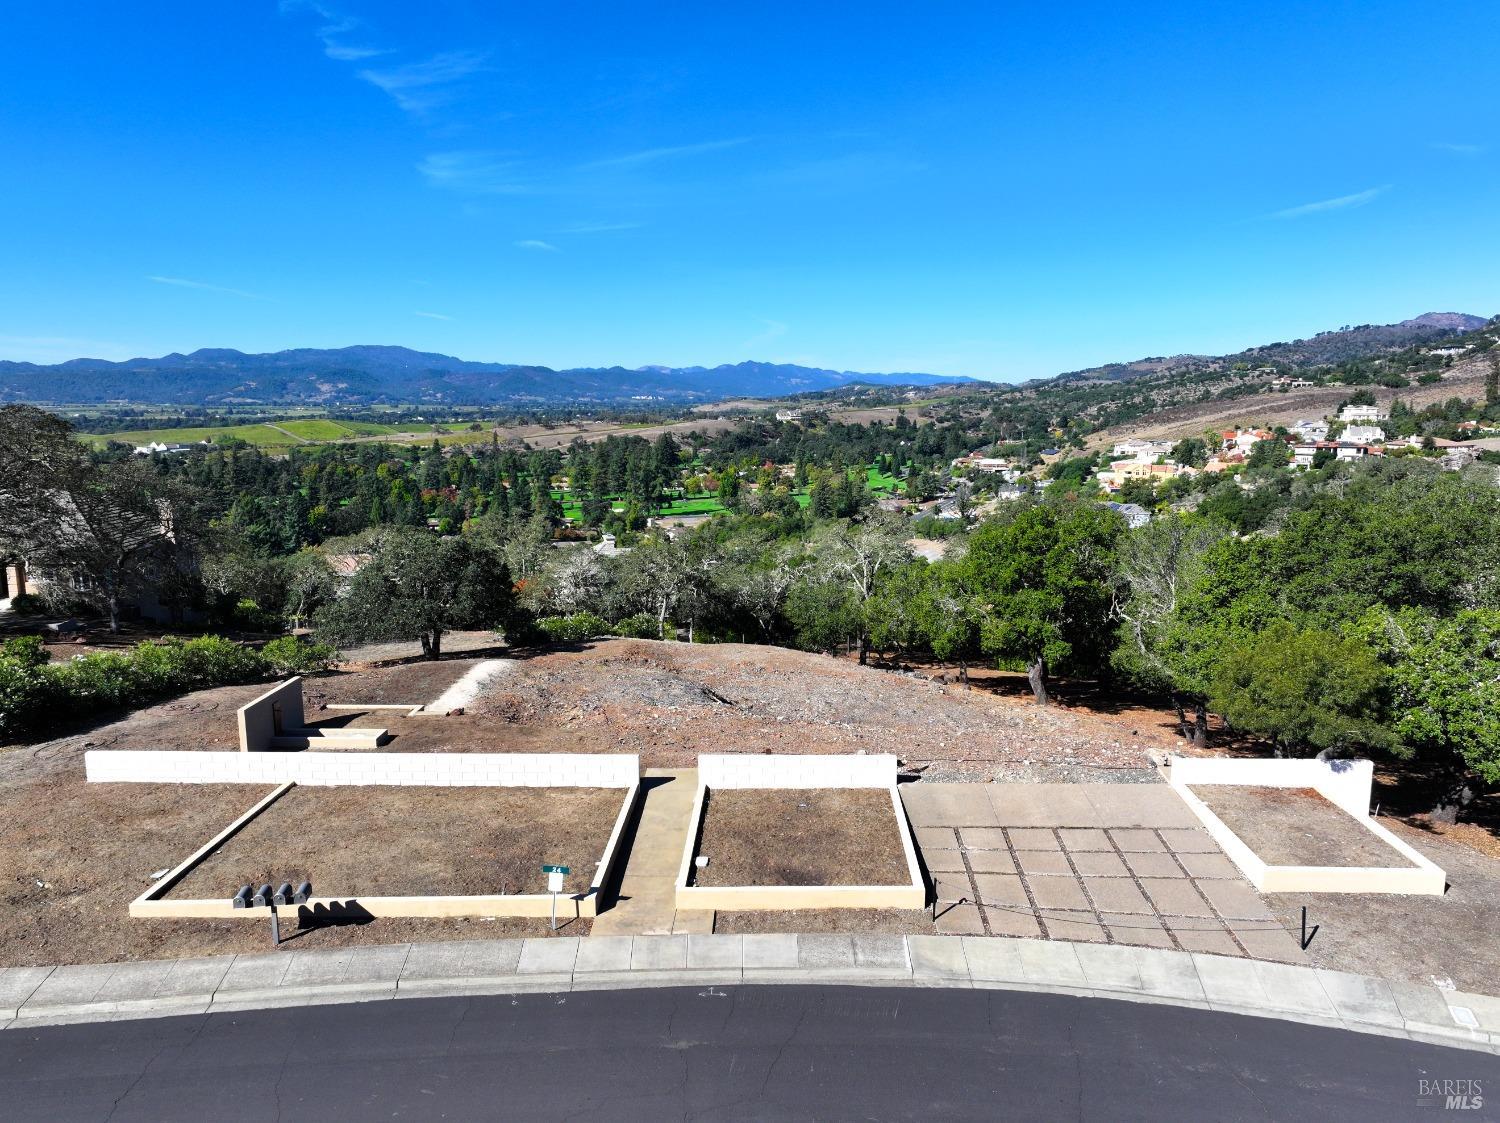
[0,658,52,739]
[536,612,611,644]
[0,634,274,743]
[1,635,49,669]
[613,613,660,640]
[262,636,338,675]
[7,593,45,615]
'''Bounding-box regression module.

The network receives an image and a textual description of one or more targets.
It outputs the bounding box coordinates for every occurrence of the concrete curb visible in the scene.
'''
[2,935,1497,1053]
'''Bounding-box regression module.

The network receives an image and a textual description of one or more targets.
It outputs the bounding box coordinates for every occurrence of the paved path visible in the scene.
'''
[5,985,1496,1121]
[4,934,1499,1055]
[592,768,712,936]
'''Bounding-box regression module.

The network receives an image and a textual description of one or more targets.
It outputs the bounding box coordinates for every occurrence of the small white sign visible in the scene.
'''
[547,870,565,894]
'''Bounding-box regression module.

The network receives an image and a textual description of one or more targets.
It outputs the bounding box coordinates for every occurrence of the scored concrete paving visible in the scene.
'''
[591,768,711,937]
[903,782,1307,961]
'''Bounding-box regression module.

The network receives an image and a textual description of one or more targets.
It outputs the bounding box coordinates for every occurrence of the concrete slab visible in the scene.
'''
[1389,978,1459,1027]
[218,952,294,993]
[1102,913,1174,949]
[983,907,1043,938]
[915,826,959,850]
[901,785,1000,828]
[401,939,522,980]
[992,785,1103,827]
[1027,876,1089,910]
[25,964,116,1007]
[1038,909,1107,943]
[155,956,236,998]
[1177,853,1238,878]
[630,935,688,971]
[1448,991,1500,1034]
[1314,969,1404,1028]
[1140,878,1214,917]
[1059,828,1111,851]
[1123,852,1183,878]
[1073,942,1143,991]
[853,934,909,971]
[687,934,742,970]
[1016,850,1073,876]
[740,933,799,970]
[958,827,1009,850]
[798,934,856,970]
[935,903,985,934]
[1082,877,1152,914]
[1131,947,1207,1002]
[1069,851,1128,877]
[1193,953,1270,1008]
[0,967,53,1017]
[923,849,968,873]
[1016,937,1087,987]
[966,850,1017,874]
[517,938,579,975]
[1196,880,1273,920]
[907,936,969,979]
[1008,828,1061,851]
[1158,827,1221,853]
[1230,922,1306,964]
[1171,926,1242,957]
[1252,960,1339,1018]
[90,960,177,1003]
[973,873,1028,907]
[961,936,1025,982]
[573,936,634,973]
[1110,828,1168,853]
[1086,785,1200,828]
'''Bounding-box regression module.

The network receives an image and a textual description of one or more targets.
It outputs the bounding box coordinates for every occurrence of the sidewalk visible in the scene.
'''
[3,934,1497,1054]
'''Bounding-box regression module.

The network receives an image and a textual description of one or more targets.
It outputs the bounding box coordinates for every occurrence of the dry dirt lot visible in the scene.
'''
[691,789,908,887]
[474,639,1166,776]
[1190,785,1417,868]
[170,784,623,899]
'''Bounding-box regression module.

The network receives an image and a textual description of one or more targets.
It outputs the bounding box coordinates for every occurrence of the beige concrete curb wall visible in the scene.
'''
[1168,756,1447,896]
[236,677,386,751]
[676,754,926,912]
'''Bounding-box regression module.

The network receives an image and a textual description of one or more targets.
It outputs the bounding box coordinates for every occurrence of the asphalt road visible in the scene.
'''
[2,986,1495,1121]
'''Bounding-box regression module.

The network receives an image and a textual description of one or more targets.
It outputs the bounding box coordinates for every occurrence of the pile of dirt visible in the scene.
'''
[472,639,1164,775]
[692,789,909,887]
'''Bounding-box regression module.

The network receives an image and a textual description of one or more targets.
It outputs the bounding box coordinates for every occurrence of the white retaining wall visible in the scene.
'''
[1168,755,1374,817]
[86,750,639,788]
[698,753,896,789]
[237,678,305,752]
[1167,755,1446,896]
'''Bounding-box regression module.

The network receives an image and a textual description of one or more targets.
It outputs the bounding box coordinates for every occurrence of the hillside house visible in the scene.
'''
[1339,404,1385,424]
[1105,501,1151,528]
[1341,424,1386,444]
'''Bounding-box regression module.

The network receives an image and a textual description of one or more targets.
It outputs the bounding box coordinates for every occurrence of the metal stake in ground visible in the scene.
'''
[543,865,569,931]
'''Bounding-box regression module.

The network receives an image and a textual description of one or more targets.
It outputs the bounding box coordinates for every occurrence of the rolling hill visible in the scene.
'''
[0,346,975,407]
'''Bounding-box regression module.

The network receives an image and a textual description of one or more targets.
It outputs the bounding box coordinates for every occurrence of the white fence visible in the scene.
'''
[86,750,639,788]
[698,753,896,789]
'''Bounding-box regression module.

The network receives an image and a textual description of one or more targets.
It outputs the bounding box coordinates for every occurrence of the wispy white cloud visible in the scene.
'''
[418,150,531,195]
[514,239,558,252]
[1268,185,1390,219]
[279,1,388,63]
[581,137,751,171]
[146,275,270,300]
[414,310,454,321]
[561,221,645,234]
[1432,142,1485,156]
[358,50,489,113]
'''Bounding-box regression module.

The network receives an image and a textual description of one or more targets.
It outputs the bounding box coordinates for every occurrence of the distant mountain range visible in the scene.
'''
[1046,313,1491,386]
[0,347,975,406]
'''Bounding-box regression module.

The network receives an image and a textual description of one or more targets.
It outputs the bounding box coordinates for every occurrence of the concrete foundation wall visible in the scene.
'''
[1167,755,1446,896]
[678,779,924,911]
[699,753,896,789]
[236,678,306,753]
[86,750,640,788]
[1168,755,1374,817]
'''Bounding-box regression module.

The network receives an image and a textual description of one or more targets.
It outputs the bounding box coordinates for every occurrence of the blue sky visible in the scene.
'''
[2,1,1496,380]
